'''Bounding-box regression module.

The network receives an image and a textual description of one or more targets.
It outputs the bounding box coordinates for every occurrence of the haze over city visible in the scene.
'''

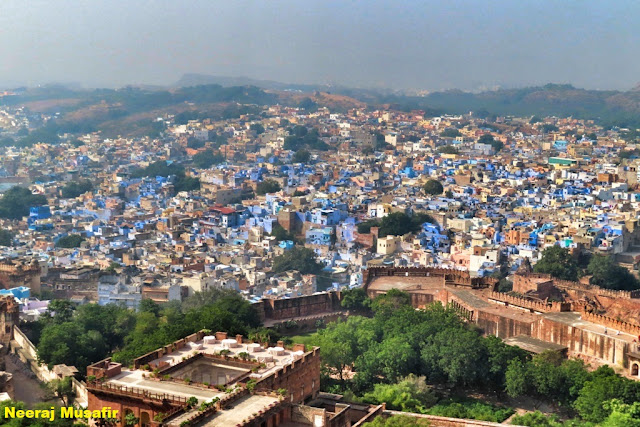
[1,0,640,91]
[5,2,640,427]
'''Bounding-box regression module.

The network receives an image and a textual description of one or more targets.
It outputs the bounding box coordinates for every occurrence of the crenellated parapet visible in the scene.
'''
[364,266,497,290]
[488,291,571,313]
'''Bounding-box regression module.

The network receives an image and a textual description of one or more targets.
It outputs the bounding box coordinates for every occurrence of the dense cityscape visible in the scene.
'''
[3,2,640,427]
[0,85,639,427]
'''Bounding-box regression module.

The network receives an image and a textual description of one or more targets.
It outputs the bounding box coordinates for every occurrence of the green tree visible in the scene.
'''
[48,377,75,406]
[105,262,120,274]
[362,375,437,413]
[437,145,459,154]
[0,186,47,220]
[316,318,367,382]
[272,247,323,274]
[56,234,85,248]
[441,128,461,137]
[527,351,568,401]
[130,160,199,193]
[574,370,627,423]
[0,137,15,147]
[484,335,528,387]
[0,400,80,426]
[193,149,224,168]
[124,412,139,427]
[187,137,205,149]
[340,288,371,311]
[250,123,265,134]
[293,149,311,163]
[298,97,318,111]
[421,328,488,386]
[46,300,76,323]
[181,288,237,311]
[423,179,444,195]
[510,411,563,427]
[601,399,640,427]
[0,229,13,246]
[138,299,161,316]
[505,358,530,398]
[586,254,640,291]
[478,134,504,152]
[371,289,412,317]
[256,179,281,195]
[533,246,579,281]
[363,415,431,427]
[357,219,379,234]
[270,223,296,243]
[359,336,419,384]
[284,127,329,151]
[37,322,107,373]
[61,180,93,198]
[376,212,432,237]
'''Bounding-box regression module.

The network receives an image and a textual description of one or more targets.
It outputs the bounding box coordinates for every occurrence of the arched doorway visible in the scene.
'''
[140,412,151,427]
[123,408,134,426]
[632,363,639,376]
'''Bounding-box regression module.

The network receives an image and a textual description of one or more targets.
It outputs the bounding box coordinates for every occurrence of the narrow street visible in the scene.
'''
[5,353,61,405]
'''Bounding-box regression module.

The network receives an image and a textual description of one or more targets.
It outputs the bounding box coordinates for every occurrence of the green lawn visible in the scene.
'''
[284,332,319,348]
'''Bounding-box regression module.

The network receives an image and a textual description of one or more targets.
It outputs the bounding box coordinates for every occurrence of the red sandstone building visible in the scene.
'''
[86,331,382,427]
[364,266,640,378]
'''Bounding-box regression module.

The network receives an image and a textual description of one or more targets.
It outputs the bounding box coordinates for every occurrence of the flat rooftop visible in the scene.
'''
[103,337,309,400]
[367,276,444,292]
[106,370,222,402]
[449,287,540,323]
[542,312,638,342]
[197,394,280,427]
[504,335,568,354]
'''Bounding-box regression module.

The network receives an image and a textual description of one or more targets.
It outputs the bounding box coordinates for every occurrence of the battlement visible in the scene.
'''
[86,381,188,405]
[364,267,496,289]
[0,259,39,274]
[255,292,344,321]
[488,291,571,313]
[579,311,640,336]
[133,330,207,369]
[515,272,640,299]
[86,358,122,380]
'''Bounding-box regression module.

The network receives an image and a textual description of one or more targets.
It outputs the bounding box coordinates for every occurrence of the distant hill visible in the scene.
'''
[332,84,640,127]
[5,78,640,140]
[174,73,327,93]
[174,76,640,126]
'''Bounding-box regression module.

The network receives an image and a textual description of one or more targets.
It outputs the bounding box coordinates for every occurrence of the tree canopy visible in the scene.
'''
[250,123,265,134]
[32,293,262,374]
[56,234,85,248]
[61,180,93,198]
[437,145,459,155]
[284,126,329,151]
[130,161,199,193]
[533,246,579,281]
[192,149,225,169]
[292,149,311,163]
[440,128,461,138]
[0,186,47,220]
[272,247,323,275]
[0,229,13,246]
[358,212,434,237]
[256,179,281,195]
[424,179,444,195]
[363,415,431,427]
[586,254,640,291]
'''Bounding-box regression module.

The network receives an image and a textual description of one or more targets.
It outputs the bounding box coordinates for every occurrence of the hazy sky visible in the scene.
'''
[1,0,639,91]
